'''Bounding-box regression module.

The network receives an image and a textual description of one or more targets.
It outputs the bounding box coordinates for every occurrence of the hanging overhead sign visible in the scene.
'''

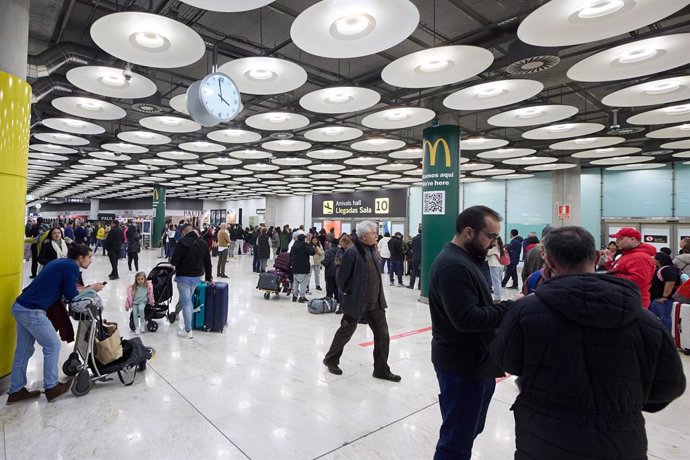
[312,189,407,218]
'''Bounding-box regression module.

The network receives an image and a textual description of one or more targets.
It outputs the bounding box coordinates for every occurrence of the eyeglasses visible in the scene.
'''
[476,229,499,241]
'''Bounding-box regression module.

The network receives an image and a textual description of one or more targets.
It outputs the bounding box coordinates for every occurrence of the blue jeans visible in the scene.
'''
[434,366,496,460]
[9,303,61,393]
[252,246,260,272]
[489,266,503,300]
[176,276,200,332]
[389,260,404,284]
[650,298,674,334]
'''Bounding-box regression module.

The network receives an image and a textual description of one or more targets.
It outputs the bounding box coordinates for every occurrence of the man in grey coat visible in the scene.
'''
[322,221,401,382]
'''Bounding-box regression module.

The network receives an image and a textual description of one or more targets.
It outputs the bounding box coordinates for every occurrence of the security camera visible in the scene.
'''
[123,64,133,81]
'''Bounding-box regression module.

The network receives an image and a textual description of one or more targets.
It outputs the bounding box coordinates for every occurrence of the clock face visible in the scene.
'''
[201,73,241,121]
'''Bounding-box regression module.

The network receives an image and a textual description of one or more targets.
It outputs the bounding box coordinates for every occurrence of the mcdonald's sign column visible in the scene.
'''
[420,125,461,297]
[152,185,166,244]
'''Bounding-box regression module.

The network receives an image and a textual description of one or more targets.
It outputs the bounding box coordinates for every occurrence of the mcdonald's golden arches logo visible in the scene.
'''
[423,138,452,167]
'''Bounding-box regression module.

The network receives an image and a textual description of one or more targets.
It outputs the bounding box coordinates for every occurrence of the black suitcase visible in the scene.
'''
[204,282,229,332]
[257,272,280,291]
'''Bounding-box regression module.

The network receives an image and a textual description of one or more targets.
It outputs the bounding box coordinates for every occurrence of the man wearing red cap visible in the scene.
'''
[609,228,656,308]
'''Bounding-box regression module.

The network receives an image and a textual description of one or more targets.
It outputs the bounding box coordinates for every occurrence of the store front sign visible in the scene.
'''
[312,189,407,218]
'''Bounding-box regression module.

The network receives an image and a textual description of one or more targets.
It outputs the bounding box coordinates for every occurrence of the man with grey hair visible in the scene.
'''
[322,220,401,382]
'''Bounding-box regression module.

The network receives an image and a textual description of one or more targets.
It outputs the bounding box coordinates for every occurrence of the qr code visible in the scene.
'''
[423,191,445,215]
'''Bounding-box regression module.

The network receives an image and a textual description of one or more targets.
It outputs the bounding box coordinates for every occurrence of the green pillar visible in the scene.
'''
[152,185,166,244]
[420,125,461,298]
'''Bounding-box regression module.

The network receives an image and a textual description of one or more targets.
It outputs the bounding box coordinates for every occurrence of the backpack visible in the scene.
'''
[499,248,510,266]
[526,270,543,294]
[36,229,52,254]
[307,297,337,314]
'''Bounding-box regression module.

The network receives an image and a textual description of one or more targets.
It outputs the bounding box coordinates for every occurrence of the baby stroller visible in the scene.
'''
[129,262,177,332]
[258,252,293,299]
[63,295,155,397]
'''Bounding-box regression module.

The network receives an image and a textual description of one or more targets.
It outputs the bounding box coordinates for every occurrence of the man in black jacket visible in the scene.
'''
[290,234,315,303]
[103,220,124,280]
[429,205,512,460]
[171,224,213,339]
[323,220,401,382]
[491,226,686,459]
[501,229,523,289]
[26,217,49,279]
[408,228,422,290]
[387,232,405,287]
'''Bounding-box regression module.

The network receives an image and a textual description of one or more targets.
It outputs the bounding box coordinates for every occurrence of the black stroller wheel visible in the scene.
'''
[62,357,80,377]
[263,292,270,300]
[167,311,176,324]
[138,361,147,371]
[147,321,158,332]
[71,368,91,397]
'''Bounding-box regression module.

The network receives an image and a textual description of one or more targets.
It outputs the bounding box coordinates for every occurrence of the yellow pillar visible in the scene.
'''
[0,71,31,390]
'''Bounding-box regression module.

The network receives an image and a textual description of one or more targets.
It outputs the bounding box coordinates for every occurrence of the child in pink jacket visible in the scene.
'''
[124,272,155,334]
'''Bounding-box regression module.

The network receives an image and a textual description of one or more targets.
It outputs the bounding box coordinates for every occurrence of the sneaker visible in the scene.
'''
[139,325,146,334]
[292,296,297,302]
[389,281,394,286]
[298,297,308,303]
[372,371,401,382]
[6,387,41,405]
[335,308,342,315]
[45,379,73,402]
[323,359,343,375]
[316,286,322,291]
[406,285,414,289]
[177,329,193,339]
[398,283,405,288]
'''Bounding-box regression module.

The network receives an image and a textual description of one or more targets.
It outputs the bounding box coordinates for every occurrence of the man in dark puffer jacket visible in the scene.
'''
[492,226,686,459]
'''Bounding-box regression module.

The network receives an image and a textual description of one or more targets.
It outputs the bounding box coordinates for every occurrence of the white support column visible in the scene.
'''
[552,166,581,227]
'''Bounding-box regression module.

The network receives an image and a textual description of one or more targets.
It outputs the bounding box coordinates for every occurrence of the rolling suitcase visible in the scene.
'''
[672,302,690,355]
[257,272,280,291]
[205,282,229,332]
[191,282,207,330]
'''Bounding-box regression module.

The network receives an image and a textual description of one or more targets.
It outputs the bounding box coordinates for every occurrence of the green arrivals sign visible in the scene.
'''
[152,185,166,241]
[420,125,461,297]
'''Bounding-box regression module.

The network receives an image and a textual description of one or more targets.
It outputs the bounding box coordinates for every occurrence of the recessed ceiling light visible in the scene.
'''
[549,124,574,132]
[666,104,690,115]
[161,117,181,126]
[65,120,86,128]
[386,110,409,121]
[332,14,375,38]
[516,108,544,119]
[644,81,681,95]
[133,31,166,49]
[574,138,596,144]
[247,69,276,81]
[577,0,625,19]
[268,114,288,123]
[476,86,504,98]
[616,47,658,64]
[418,59,450,73]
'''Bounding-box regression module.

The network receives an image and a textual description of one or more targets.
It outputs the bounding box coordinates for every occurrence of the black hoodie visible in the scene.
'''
[491,273,686,459]
[171,232,212,281]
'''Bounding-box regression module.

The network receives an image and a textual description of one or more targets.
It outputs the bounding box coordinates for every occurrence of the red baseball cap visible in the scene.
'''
[609,228,641,240]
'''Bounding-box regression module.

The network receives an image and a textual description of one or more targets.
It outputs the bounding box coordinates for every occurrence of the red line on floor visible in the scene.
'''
[358,326,432,347]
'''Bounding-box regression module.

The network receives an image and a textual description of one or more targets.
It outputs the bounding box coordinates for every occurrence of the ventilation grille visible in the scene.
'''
[270,132,294,140]
[131,102,165,114]
[506,55,560,75]
[607,125,645,135]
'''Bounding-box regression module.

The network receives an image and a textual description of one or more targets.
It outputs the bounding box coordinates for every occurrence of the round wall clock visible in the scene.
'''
[187,72,241,127]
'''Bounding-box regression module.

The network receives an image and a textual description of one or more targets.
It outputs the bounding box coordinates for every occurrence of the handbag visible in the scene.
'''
[499,248,511,266]
[95,321,123,365]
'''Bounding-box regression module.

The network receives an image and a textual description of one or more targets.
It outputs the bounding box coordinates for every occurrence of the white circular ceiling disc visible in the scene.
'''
[488,105,578,127]
[525,163,578,171]
[66,66,157,99]
[290,0,420,59]
[101,143,149,154]
[567,34,690,82]
[606,163,666,171]
[627,104,690,125]
[245,112,310,131]
[304,126,364,142]
[29,144,77,155]
[590,155,655,166]
[492,174,535,180]
[179,141,225,153]
[518,0,690,47]
[229,149,273,160]
[672,151,690,159]
[602,76,690,107]
[218,57,307,95]
[29,152,69,161]
[344,156,388,167]
[522,122,605,140]
[307,149,353,160]
[362,107,436,130]
[550,136,625,150]
[118,131,171,145]
[207,128,261,144]
[33,132,89,146]
[272,157,313,167]
[351,138,406,152]
[157,151,199,161]
[169,94,189,115]
[299,87,381,114]
[444,79,543,110]
[139,116,201,133]
[502,156,558,166]
[388,148,422,160]
[476,148,537,160]
[661,139,690,149]
[461,163,494,172]
[377,163,418,172]
[382,45,494,89]
[460,138,509,150]
[261,140,311,152]
[472,168,515,176]
[178,0,274,12]
[647,124,690,139]
[204,157,243,166]
[41,118,105,135]
[571,147,642,159]
[52,96,126,120]
[89,151,131,161]
[90,12,205,68]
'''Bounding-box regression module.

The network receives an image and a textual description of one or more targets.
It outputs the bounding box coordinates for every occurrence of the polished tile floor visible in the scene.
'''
[2,249,688,459]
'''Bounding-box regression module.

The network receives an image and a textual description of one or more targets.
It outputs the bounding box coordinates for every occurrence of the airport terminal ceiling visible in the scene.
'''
[24,0,690,205]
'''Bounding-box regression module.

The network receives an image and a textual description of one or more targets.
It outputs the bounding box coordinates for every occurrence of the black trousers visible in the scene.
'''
[324,303,391,375]
[408,260,421,289]
[502,262,518,287]
[108,250,119,277]
[127,252,139,271]
[217,248,229,276]
[30,244,38,277]
[325,274,337,300]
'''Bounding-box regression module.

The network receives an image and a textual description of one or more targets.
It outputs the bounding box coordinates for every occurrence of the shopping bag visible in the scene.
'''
[95,321,123,365]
